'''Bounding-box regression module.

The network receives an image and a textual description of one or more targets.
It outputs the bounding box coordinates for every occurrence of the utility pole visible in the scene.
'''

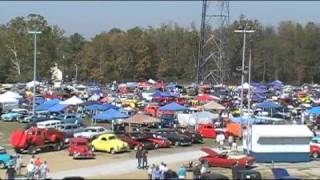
[28,31,42,116]
[234,24,255,136]
[75,64,78,84]
[248,49,252,117]
[196,0,207,84]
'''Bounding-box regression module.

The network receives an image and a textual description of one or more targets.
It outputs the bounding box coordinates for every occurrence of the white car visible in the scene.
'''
[37,120,63,129]
[73,126,111,139]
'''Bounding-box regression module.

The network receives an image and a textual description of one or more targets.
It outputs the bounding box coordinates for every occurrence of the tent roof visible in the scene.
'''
[306,106,320,115]
[47,104,68,112]
[60,96,83,105]
[203,101,225,110]
[122,114,160,124]
[196,94,215,102]
[190,111,219,120]
[0,94,19,103]
[152,91,178,98]
[93,108,128,121]
[2,91,22,99]
[36,99,60,111]
[159,102,187,111]
[255,101,282,109]
[85,103,117,111]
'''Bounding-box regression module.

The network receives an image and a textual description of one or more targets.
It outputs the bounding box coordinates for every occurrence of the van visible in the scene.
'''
[37,120,63,129]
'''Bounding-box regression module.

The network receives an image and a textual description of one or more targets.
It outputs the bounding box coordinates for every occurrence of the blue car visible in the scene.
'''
[1,109,29,122]
[0,147,13,169]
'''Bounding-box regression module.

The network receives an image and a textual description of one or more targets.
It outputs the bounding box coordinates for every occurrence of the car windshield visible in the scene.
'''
[108,136,116,140]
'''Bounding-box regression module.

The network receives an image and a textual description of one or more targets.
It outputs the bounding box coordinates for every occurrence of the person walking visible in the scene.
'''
[192,163,201,180]
[39,161,49,180]
[15,155,22,176]
[177,164,187,179]
[26,161,35,180]
[5,165,16,180]
[147,164,155,180]
[142,148,148,169]
[135,146,143,169]
[228,135,234,149]
[153,166,161,180]
[34,157,41,178]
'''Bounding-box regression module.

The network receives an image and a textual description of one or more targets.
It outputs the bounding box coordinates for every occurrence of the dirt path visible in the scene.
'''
[49,150,206,179]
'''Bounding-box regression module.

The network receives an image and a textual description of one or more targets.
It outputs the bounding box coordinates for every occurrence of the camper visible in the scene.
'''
[243,125,314,162]
[37,120,63,129]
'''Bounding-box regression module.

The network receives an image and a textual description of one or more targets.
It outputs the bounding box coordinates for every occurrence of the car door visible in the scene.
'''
[95,136,107,151]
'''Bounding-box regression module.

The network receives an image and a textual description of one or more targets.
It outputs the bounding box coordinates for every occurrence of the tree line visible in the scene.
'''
[0,14,320,85]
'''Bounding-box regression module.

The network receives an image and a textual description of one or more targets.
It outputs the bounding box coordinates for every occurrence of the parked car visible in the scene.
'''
[118,133,156,150]
[58,123,84,142]
[0,147,13,169]
[68,137,95,159]
[196,124,217,138]
[1,108,29,121]
[91,134,129,154]
[152,130,192,146]
[73,126,111,139]
[54,113,83,124]
[199,148,255,168]
[37,120,63,129]
[20,111,51,123]
[10,127,65,154]
[176,128,203,143]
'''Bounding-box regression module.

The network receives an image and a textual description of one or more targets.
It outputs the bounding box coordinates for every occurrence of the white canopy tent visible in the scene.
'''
[26,80,40,88]
[1,91,22,99]
[60,96,83,105]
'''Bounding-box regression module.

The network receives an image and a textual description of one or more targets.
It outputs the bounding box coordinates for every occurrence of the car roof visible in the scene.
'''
[71,137,88,143]
[99,133,116,138]
[86,126,104,129]
[37,120,61,124]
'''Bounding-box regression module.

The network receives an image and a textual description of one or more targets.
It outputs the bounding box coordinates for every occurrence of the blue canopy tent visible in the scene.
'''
[159,102,187,111]
[85,103,118,111]
[36,99,60,111]
[47,104,68,112]
[35,97,45,105]
[230,117,266,125]
[306,106,320,115]
[256,102,282,109]
[152,91,178,98]
[92,108,128,122]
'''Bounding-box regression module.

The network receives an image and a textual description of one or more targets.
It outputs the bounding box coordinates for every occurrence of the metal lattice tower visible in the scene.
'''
[196,0,230,85]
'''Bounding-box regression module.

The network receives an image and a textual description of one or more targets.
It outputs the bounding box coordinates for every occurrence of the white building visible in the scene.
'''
[243,125,313,162]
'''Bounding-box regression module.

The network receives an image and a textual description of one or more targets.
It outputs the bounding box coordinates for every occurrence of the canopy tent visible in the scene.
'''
[236,82,253,90]
[0,94,18,103]
[148,79,156,84]
[230,117,266,125]
[255,101,282,109]
[196,94,216,102]
[47,104,68,112]
[178,111,219,126]
[306,106,320,115]
[126,82,138,88]
[122,114,160,124]
[26,80,40,88]
[203,101,225,110]
[2,91,22,99]
[60,96,83,105]
[35,97,46,104]
[36,99,60,111]
[159,102,187,111]
[88,94,100,101]
[92,108,128,122]
[152,91,178,98]
[85,103,117,111]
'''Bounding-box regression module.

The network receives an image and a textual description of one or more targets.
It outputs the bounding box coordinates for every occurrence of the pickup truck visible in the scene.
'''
[10,127,65,154]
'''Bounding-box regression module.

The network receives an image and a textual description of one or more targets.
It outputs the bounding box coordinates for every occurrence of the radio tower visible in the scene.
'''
[196,0,230,85]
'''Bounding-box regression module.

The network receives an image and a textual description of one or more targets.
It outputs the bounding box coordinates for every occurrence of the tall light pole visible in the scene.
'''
[28,31,42,116]
[248,49,252,117]
[74,64,78,84]
[234,24,255,136]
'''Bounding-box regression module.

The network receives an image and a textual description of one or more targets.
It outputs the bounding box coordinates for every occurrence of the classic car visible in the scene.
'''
[58,123,84,142]
[20,111,51,123]
[199,147,255,168]
[310,136,320,158]
[152,130,192,146]
[118,133,156,150]
[54,113,83,124]
[91,134,129,154]
[68,137,95,159]
[176,128,203,143]
[73,126,111,139]
[0,146,14,169]
[196,124,217,138]
[1,109,29,121]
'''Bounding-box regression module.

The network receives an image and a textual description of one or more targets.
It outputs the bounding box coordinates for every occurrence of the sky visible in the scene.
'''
[0,1,319,39]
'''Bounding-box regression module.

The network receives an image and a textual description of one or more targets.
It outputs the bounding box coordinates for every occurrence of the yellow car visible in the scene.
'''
[91,134,129,154]
[122,99,138,108]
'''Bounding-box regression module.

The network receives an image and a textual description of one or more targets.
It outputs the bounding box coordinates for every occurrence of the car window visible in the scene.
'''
[66,126,72,130]
[99,128,105,132]
[108,136,116,140]
[101,137,107,141]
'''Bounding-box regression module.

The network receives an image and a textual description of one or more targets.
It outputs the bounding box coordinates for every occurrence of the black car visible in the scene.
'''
[177,129,203,144]
[153,130,192,146]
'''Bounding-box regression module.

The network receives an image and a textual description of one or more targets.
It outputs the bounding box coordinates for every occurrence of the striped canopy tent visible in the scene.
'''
[122,113,160,125]
[203,101,225,111]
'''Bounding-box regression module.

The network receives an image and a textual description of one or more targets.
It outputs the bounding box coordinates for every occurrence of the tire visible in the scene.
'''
[312,152,319,159]
[174,141,180,146]
[14,148,22,154]
[110,148,115,154]
[55,140,63,151]
[154,144,159,149]
[0,161,5,169]
[27,145,37,154]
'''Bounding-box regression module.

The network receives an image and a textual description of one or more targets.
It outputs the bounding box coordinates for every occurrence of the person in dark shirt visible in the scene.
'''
[192,163,201,180]
[142,149,148,169]
[135,146,143,169]
[6,165,16,180]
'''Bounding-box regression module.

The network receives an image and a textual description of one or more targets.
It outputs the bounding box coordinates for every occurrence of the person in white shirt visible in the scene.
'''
[27,161,35,180]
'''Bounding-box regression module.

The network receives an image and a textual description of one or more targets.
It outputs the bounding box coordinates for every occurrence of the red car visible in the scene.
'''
[199,147,255,168]
[310,144,320,159]
[118,133,156,150]
[143,133,171,148]
[196,124,217,138]
[144,104,160,117]
[68,138,95,159]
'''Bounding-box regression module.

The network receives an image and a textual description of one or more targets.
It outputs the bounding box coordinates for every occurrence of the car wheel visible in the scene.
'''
[134,145,139,151]
[154,144,159,149]
[55,141,63,151]
[0,161,5,169]
[312,152,319,159]
[27,145,37,154]
[110,148,115,154]
[174,141,180,146]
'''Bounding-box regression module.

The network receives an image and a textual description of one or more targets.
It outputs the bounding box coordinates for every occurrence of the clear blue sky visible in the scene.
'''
[0,1,319,39]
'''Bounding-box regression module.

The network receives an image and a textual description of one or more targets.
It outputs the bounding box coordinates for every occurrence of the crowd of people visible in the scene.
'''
[5,155,49,180]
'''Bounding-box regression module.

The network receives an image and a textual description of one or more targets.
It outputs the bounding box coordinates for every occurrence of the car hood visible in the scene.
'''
[201,147,219,157]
